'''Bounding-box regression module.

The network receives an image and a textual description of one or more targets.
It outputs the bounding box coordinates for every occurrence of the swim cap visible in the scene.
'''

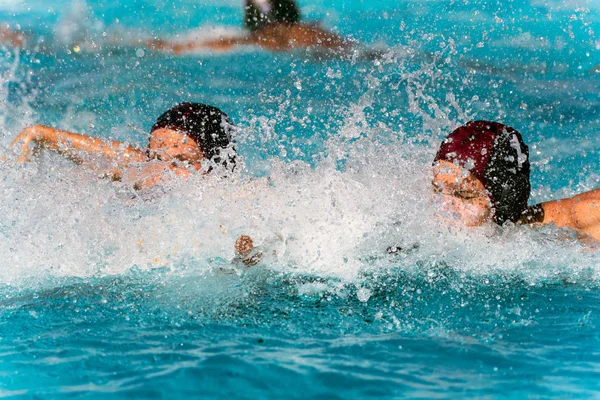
[433,120,531,225]
[151,102,236,170]
[244,0,301,32]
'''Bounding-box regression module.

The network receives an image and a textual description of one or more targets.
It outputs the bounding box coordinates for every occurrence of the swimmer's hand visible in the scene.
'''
[234,235,263,267]
[235,235,254,257]
[147,38,242,54]
[146,39,169,51]
[10,125,39,162]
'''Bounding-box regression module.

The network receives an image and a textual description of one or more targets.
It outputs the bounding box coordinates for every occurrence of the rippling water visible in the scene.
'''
[0,0,599,398]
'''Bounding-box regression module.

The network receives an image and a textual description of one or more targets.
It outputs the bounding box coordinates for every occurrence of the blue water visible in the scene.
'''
[0,0,600,398]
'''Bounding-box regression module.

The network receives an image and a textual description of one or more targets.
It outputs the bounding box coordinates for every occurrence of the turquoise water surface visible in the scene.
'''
[0,0,599,398]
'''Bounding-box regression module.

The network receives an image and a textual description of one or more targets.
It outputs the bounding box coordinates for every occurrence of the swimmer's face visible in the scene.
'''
[432,160,492,227]
[147,128,204,170]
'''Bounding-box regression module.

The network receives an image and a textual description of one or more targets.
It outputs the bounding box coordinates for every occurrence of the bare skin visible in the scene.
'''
[10,125,203,189]
[433,160,600,241]
[9,124,258,262]
[0,24,26,47]
[234,235,263,267]
[432,161,492,227]
[541,189,600,241]
[147,22,353,54]
[235,235,255,257]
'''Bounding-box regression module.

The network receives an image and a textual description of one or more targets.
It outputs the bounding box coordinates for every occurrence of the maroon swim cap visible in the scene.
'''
[433,120,531,225]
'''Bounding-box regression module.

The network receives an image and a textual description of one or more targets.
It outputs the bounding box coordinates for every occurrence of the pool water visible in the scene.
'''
[0,0,599,398]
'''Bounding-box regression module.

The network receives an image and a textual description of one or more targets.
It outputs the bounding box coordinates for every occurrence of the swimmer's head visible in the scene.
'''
[150,102,236,170]
[244,0,301,32]
[432,120,531,225]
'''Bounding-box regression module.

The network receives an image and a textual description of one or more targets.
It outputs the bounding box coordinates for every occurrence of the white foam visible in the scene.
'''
[1,113,596,289]
[0,48,598,290]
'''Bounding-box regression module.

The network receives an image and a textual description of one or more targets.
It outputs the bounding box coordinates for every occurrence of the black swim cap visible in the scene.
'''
[434,120,531,225]
[244,0,301,32]
[151,102,236,170]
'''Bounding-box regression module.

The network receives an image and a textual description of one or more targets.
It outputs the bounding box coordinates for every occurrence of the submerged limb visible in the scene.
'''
[216,235,264,275]
[146,35,254,54]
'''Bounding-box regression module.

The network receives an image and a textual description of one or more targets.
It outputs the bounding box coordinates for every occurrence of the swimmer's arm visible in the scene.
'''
[147,36,254,54]
[11,125,145,171]
[541,188,600,241]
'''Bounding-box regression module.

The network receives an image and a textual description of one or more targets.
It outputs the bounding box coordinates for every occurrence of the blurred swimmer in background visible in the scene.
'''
[0,1,101,53]
[0,23,27,47]
[432,120,600,241]
[148,0,355,54]
[10,102,237,189]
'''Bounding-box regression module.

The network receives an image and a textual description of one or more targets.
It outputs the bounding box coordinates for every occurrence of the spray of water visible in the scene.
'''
[0,40,597,294]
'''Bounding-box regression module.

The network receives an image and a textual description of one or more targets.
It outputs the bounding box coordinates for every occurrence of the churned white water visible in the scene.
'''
[0,16,596,289]
[0,88,595,288]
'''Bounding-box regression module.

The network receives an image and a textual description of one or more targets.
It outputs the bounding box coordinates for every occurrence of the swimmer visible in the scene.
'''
[10,102,236,189]
[432,120,600,241]
[147,0,354,54]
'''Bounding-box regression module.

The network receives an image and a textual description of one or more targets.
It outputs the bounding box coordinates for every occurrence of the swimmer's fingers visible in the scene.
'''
[242,252,263,267]
[235,235,254,257]
[9,128,28,147]
[10,127,36,162]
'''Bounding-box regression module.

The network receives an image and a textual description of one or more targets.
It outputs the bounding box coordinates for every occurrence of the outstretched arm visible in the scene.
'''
[11,124,146,177]
[541,188,600,241]
[147,36,254,54]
